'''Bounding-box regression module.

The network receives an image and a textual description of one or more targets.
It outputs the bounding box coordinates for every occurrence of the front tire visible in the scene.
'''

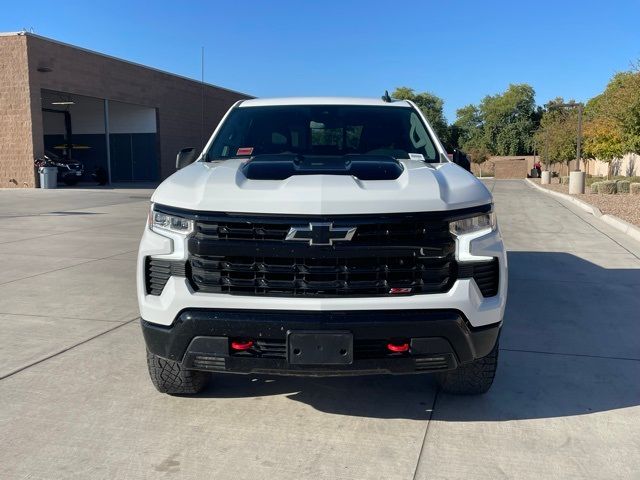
[436,340,499,395]
[146,351,209,395]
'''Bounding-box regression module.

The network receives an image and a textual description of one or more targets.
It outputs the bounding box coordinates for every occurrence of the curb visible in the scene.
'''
[525,178,640,243]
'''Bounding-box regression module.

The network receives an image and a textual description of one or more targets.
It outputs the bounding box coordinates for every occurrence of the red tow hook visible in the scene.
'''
[231,339,254,351]
[387,342,410,353]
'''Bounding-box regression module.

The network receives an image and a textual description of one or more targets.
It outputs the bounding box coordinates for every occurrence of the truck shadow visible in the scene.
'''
[196,251,640,422]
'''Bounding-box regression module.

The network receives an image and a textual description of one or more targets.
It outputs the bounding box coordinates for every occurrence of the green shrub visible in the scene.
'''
[610,176,640,186]
[586,176,605,186]
[630,183,640,195]
[590,182,601,194]
[616,180,630,193]
[560,176,570,185]
[612,175,640,183]
[598,181,617,194]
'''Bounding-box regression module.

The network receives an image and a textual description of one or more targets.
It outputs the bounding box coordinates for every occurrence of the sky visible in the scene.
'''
[3,0,640,121]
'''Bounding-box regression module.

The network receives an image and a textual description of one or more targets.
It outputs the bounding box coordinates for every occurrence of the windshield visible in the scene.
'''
[44,150,61,160]
[206,105,440,161]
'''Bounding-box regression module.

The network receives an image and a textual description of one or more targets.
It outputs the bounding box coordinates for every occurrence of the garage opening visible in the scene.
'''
[108,100,159,183]
[40,89,159,184]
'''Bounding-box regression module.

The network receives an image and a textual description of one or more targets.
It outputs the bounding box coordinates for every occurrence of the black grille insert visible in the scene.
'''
[145,258,187,295]
[185,211,462,298]
[189,254,455,296]
[193,217,453,247]
[191,355,226,370]
[457,259,499,297]
[414,355,454,371]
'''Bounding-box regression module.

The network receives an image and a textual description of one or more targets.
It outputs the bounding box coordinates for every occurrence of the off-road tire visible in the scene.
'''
[146,350,209,395]
[436,341,499,395]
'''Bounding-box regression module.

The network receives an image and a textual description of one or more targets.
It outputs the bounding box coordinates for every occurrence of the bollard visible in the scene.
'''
[569,171,585,194]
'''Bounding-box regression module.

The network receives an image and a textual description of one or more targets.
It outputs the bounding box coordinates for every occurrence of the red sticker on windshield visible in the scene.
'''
[236,147,254,156]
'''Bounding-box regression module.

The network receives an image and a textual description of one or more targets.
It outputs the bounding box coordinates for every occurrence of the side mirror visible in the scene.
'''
[452,150,471,172]
[176,147,197,170]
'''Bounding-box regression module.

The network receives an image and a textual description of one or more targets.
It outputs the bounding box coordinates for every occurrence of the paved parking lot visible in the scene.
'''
[1,180,638,479]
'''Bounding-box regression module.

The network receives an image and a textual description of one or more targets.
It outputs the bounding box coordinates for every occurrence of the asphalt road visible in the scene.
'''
[0,181,638,479]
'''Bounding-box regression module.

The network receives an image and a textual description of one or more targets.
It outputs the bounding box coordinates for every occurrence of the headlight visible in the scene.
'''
[449,211,496,236]
[149,204,194,235]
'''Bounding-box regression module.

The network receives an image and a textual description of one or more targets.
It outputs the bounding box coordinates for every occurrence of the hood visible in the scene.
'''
[151,159,492,215]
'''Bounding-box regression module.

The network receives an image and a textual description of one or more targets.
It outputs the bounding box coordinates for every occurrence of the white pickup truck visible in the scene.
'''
[137,97,507,395]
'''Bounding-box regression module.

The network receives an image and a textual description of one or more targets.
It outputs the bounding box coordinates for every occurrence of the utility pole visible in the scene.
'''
[575,103,583,172]
[544,128,549,169]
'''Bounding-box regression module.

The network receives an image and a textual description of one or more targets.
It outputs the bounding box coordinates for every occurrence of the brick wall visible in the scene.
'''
[470,162,494,177]
[22,33,250,184]
[0,35,37,187]
[493,159,528,179]
[471,156,537,179]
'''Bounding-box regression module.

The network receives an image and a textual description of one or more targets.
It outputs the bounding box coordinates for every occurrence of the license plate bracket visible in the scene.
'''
[287,331,353,365]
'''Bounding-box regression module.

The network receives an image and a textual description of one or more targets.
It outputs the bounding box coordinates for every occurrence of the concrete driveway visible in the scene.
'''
[0,181,638,480]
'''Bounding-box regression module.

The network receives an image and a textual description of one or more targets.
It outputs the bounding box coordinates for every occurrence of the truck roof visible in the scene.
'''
[239,97,410,108]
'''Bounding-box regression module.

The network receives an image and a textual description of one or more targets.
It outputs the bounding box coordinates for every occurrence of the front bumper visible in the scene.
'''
[137,225,507,329]
[59,168,83,177]
[141,309,501,376]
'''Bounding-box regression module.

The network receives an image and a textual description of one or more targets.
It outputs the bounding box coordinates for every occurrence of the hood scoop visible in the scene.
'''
[241,154,404,181]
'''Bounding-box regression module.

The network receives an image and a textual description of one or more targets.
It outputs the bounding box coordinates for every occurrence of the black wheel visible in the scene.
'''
[63,176,80,186]
[146,350,209,395]
[436,340,499,395]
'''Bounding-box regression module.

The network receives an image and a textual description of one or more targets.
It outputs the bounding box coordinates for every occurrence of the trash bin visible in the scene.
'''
[38,166,58,189]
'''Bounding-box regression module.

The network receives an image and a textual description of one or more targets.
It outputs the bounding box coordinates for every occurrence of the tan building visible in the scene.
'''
[0,32,250,187]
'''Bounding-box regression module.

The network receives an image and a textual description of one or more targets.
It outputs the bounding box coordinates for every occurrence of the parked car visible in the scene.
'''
[42,150,84,185]
[137,97,508,395]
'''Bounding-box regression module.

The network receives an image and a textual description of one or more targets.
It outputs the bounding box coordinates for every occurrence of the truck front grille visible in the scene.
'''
[189,254,454,296]
[144,256,500,298]
[198,218,452,246]
[185,211,459,297]
[145,205,497,298]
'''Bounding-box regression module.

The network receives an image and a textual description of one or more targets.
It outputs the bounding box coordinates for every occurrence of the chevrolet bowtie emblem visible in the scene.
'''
[285,223,357,246]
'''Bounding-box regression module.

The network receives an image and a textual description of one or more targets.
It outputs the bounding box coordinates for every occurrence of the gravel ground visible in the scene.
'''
[533,178,640,227]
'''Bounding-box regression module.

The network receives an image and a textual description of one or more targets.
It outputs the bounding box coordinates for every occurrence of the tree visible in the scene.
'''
[532,128,550,168]
[454,104,485,152]
[452,84,540,156]
[479,84,539,155]
[392,87,449,145]
[535,97,579,172]
[583,116,626,177]
[584,70,640,166]
[466,145,491,177]
[447,124,463,151]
